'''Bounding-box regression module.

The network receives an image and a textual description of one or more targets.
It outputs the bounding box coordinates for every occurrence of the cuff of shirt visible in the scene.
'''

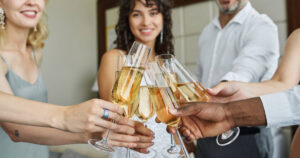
[221,72,251,83]
[260,91,293,128]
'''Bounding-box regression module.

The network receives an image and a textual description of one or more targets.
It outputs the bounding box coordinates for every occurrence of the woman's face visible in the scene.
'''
[129,0,163,45]
[0,0,45,29]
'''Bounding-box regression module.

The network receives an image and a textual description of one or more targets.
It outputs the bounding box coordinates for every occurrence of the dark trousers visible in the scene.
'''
[196,127,273,158]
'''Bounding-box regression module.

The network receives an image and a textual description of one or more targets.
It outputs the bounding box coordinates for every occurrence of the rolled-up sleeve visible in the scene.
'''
[261,86,300,128]
[221,18,279,82]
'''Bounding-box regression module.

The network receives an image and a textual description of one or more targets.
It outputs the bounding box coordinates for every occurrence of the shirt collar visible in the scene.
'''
[213,2,253,29]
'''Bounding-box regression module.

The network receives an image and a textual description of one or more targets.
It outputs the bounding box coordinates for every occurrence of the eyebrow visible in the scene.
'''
[132,8,158,13]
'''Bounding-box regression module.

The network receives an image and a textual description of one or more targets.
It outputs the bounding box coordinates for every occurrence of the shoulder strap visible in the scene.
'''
[119,50,126,56]
[32,48,38,66]
[0,54,10,69]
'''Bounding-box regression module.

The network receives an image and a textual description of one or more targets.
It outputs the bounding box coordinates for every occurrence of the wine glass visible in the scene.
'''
[88,41,151,153]
[157,54,240,146]
[146,61,191,158]
[154,54,182,158]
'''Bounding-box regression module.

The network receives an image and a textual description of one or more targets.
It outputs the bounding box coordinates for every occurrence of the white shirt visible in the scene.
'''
[261,86,300,128]
[195,2,279,88]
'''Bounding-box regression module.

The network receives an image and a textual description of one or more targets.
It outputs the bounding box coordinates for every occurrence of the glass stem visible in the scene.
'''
[101,120,114,143]
[176,129,190,158]
[126,148,131,158]
[170,134,176,148]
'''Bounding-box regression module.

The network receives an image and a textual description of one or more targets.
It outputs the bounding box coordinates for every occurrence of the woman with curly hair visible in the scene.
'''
[98,0,176,157]
[0,0,153,157]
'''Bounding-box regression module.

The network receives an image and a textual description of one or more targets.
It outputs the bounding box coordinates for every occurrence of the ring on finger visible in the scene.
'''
[102,108,109,119]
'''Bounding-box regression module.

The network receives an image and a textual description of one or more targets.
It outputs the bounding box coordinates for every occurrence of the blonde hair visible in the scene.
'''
[0,2,49,49]
[27,13,49,49]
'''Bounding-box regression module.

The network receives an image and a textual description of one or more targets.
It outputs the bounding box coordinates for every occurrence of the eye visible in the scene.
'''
[132,13,141,17]
[150,11,159,16]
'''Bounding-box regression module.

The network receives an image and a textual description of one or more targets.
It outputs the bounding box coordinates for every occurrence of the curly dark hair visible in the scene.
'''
[115,0,174,55]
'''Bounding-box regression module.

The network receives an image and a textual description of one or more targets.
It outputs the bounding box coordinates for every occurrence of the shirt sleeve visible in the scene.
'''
[261,85,300,128]
[221,18,279,82]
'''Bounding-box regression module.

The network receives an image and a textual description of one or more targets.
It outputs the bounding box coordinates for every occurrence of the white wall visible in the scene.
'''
[42,0,98,105]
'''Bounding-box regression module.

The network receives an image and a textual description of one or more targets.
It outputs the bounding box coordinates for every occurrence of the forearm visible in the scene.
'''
[225,97,267,127]
[247,80,290,97]
[0,92,67,130]
[1,122,88,145]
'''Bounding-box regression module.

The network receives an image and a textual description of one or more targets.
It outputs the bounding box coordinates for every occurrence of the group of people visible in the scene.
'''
[0,0,300,158]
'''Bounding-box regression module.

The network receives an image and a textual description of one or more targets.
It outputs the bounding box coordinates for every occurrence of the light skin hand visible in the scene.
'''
[60,99,135,134]
[207,81,253,103]
[87,121,154,153]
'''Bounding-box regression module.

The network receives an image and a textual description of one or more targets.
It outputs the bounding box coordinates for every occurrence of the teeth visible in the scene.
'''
[141,29,152,33]
[22,11,36,15]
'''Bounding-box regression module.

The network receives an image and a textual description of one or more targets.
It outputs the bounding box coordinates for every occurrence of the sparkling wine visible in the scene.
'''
[176,82,210,102]
[135,86,155,122]
[149,86,180,127]
[111,66,145,105]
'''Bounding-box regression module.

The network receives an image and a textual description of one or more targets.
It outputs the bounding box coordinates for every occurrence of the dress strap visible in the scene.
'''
[0,54,10,69]
[32,48,38,66]
[119,50,126,56]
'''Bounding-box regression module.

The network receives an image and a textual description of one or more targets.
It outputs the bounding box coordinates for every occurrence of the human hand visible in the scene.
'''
[208,81,254,103]
[62,99,135,134]
[86,121,154,153]
[169,102,234,142]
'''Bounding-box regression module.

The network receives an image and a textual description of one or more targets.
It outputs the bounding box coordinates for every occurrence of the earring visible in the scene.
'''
[34,26,37,32]
[160,27,163,44]
[0,8,5,30]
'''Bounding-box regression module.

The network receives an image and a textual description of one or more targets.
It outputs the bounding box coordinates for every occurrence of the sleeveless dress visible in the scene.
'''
[109,51,172,158]
[0,50,49,158]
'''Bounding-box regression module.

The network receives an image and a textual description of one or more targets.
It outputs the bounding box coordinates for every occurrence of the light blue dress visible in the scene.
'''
[0,50,49,158]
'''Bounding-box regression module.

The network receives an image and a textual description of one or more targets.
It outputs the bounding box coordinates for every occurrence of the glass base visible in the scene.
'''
[88,139,114,152]
[133,148,156,158]
[216,127,240,146]
[161,145,182,158]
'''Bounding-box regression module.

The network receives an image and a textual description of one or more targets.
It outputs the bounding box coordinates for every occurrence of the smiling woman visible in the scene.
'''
[97,0,175,157]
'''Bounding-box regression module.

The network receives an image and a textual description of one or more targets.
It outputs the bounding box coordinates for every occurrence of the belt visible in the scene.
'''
[239,127,260,135]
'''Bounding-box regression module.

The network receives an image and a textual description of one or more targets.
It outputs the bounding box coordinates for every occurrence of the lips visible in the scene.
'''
[20,10,38,19]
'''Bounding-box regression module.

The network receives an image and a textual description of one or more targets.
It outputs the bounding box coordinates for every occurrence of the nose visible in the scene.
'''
[142,14,151,26]
[25,0,38,6]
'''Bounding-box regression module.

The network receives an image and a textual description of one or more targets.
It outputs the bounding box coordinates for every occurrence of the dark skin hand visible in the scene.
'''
[168,98,267,142]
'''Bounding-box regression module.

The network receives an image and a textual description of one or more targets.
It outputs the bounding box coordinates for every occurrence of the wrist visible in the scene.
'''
[223,103,236,128]
[49,105,68,131]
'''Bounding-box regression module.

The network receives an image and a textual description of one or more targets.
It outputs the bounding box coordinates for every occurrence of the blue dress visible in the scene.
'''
[0,50,49,158]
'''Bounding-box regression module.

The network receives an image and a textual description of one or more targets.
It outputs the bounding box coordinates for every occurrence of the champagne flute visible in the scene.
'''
[154,54,182,158]
[88,55,127,152]
[146,62,191,158]
[133,71,157,158]
[112,42,151,158]
[157,54,239,146]
[89,42,151,153]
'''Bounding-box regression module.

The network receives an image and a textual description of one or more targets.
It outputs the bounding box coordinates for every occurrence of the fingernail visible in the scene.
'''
[136,137,140,141]
[150,131,155,135]
[131,143,137,147]
[169,108,177,114]
[152,135,155,139]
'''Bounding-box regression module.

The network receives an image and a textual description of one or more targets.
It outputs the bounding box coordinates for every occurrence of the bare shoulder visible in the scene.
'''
[101,49,127,62]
